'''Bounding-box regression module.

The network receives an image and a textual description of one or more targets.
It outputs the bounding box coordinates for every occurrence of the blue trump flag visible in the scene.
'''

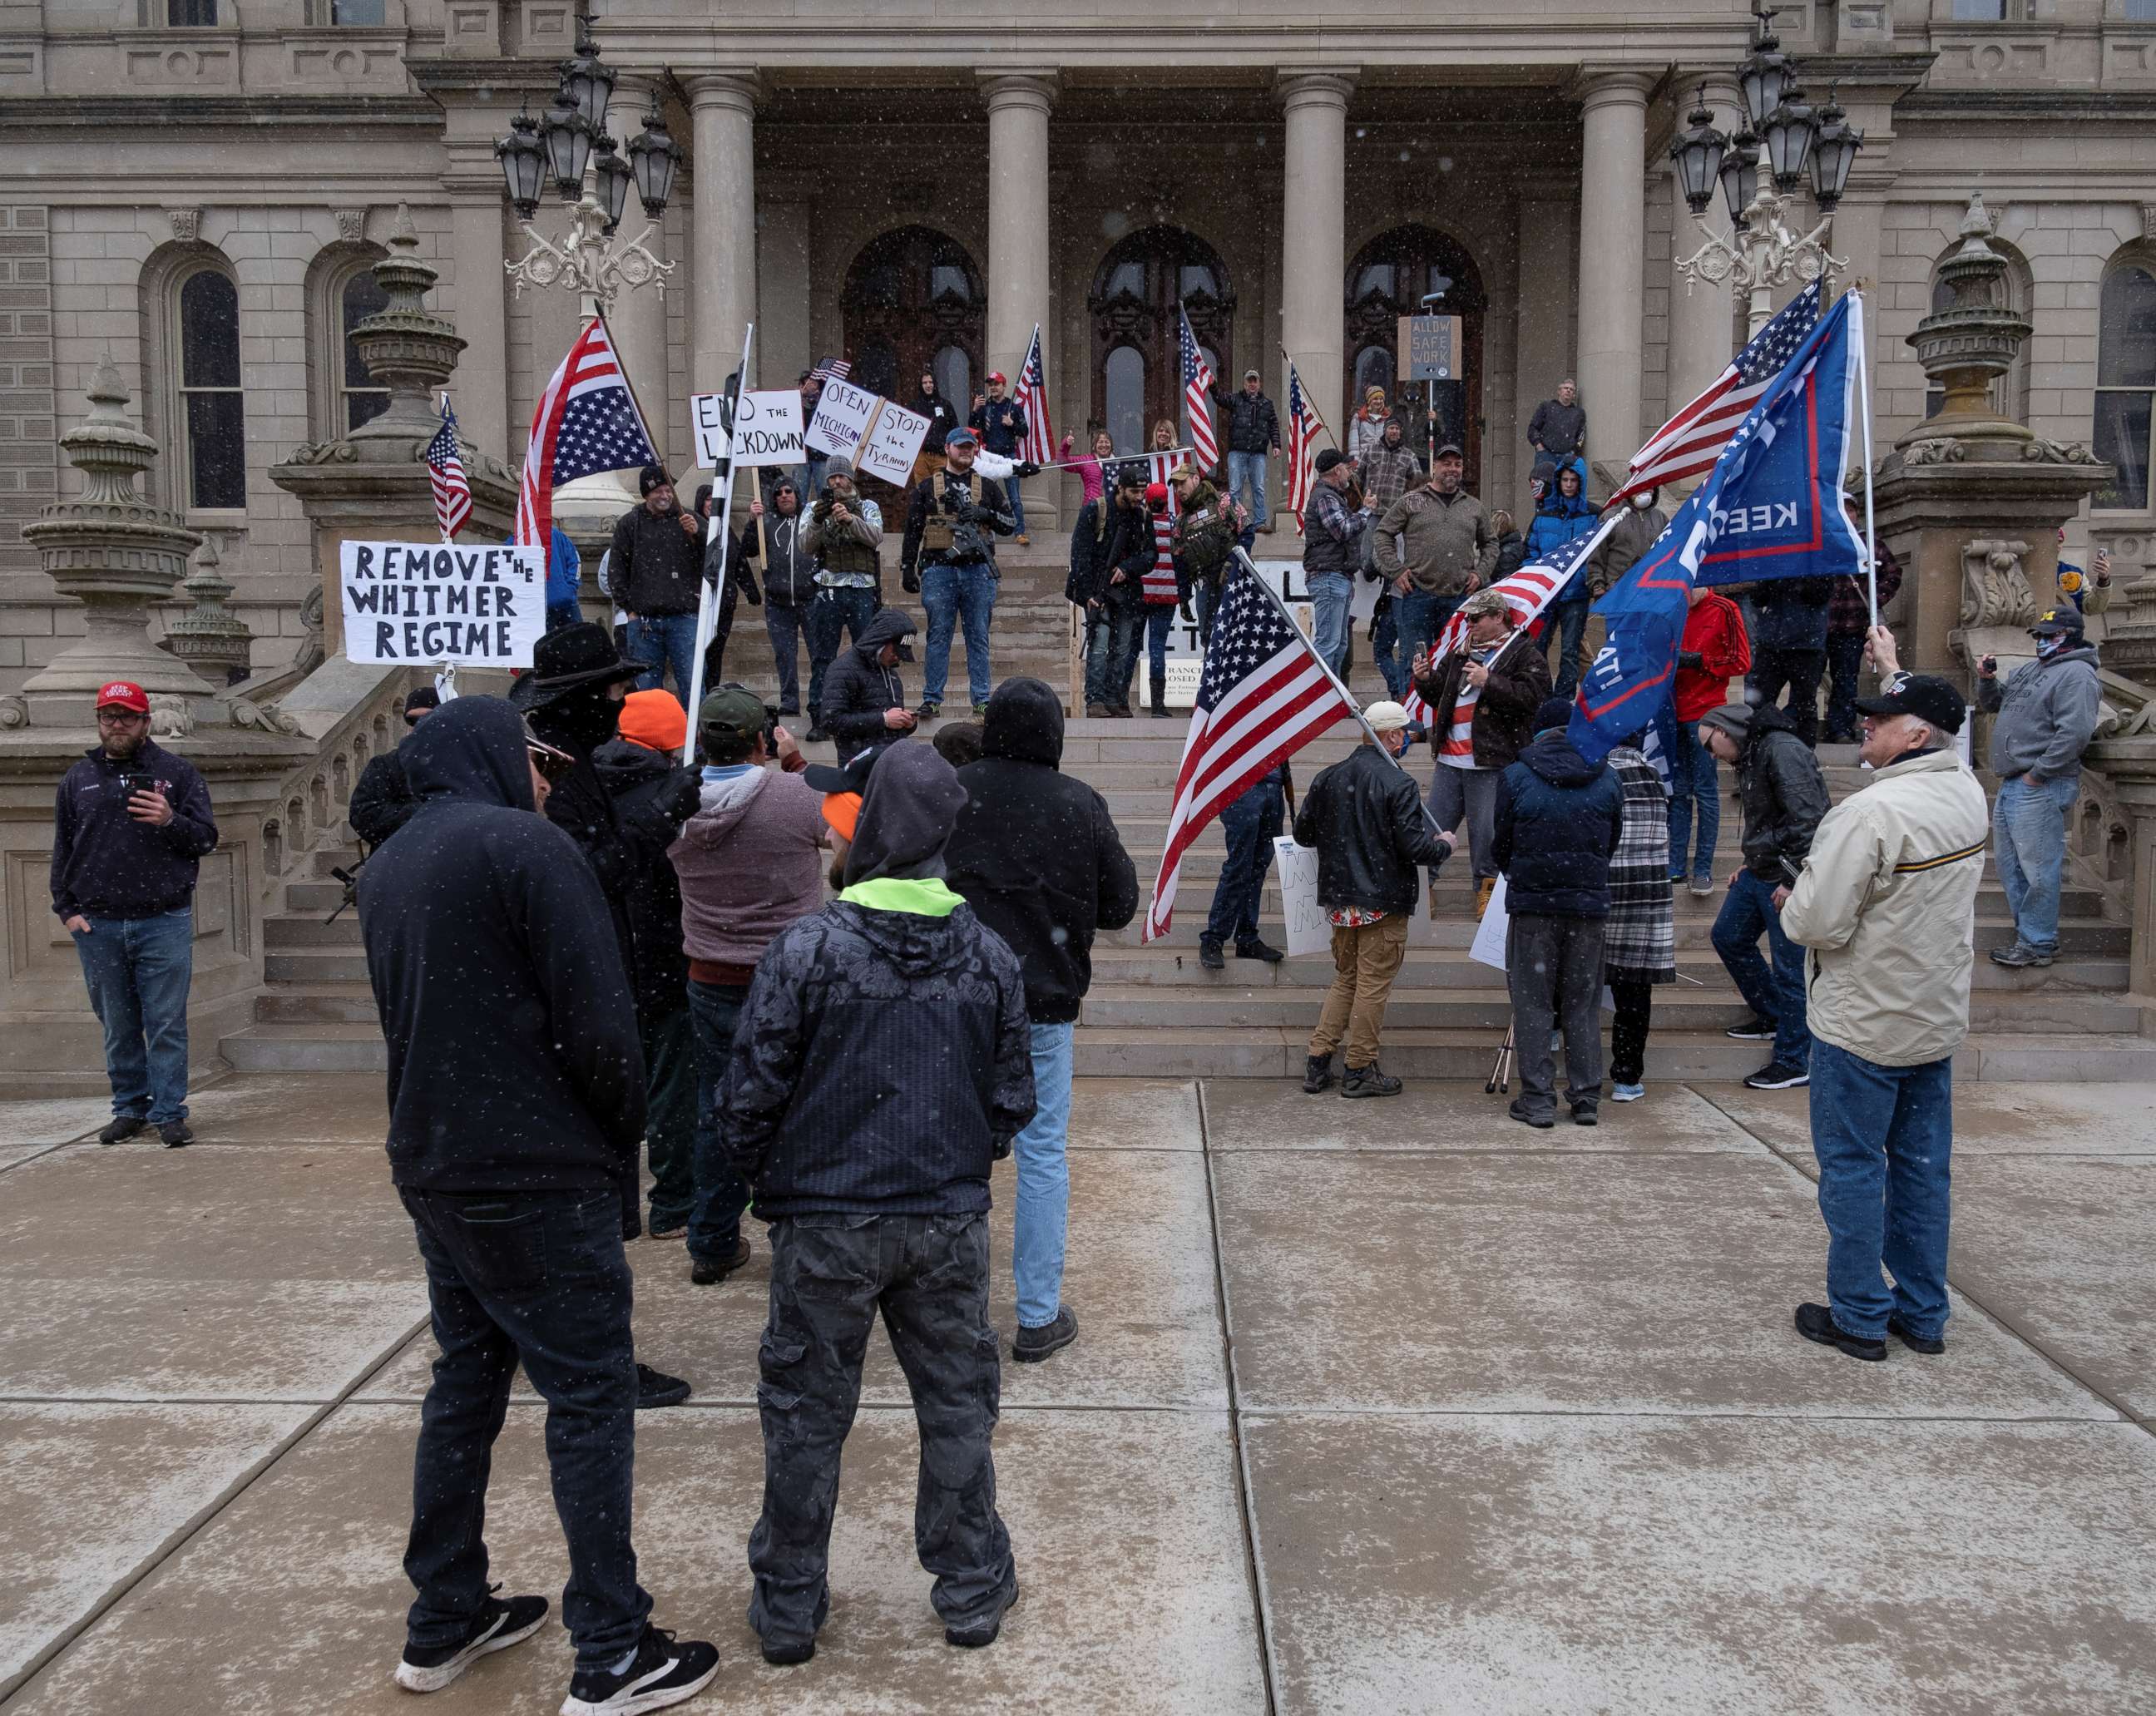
[1571,290,1867,763]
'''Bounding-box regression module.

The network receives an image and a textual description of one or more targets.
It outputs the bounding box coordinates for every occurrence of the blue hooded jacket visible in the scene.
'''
[1526,454,1599,602]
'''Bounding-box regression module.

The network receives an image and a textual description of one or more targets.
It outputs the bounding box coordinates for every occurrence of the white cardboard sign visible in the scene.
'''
[804,378,880,459]
[341,540,544,667]
[857,399,931,486]
[1272,835,1331,957]
[696,388,805,470]
[1468,873,1510,970]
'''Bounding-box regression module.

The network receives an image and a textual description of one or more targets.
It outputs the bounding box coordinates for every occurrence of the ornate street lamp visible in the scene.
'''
[497,30,675,313]
[1671,2,1863,335]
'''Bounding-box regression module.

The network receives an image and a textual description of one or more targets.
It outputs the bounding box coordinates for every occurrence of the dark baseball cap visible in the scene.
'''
[1433,442,1465,460]
[2029,607,2084,640]
[1855,672,1966,734]
[801,739,893,795]
[697,684,771,739]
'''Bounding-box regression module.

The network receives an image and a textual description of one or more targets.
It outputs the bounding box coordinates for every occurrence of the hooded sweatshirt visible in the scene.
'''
[716,741,1036,1218]
[1492,726,1625,917]
[1526,455,1599,593]
[1977,640,2102,780]
[356,696,645,1194]
[670,764,828,973]
[947,678,1140,1024]
[818,606,917,760]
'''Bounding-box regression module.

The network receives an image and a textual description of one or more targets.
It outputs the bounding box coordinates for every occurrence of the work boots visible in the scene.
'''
[1149,670,1169,717]
[1340,1062,1402,1099]
[1475,876,1496,919]
[1302,1053,1335,1093]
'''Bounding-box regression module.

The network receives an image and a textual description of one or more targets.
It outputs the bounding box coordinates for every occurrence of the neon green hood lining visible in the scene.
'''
[838,876,964,917]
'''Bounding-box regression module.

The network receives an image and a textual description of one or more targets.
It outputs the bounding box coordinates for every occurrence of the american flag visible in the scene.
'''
[515,316,659,550]
[1283,360,1326,535]
[1143,561,1356,942]
[1399,521,1618,725]
[1143,449,1183,603]
[1610,280,1821,506]
[808,357,851,384]
[424,398,472,539]
[1013,324,1056,466]
[1179,308,1218,472]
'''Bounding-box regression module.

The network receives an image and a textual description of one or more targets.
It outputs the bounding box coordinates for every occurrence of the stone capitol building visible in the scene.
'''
[1,0,2154,685]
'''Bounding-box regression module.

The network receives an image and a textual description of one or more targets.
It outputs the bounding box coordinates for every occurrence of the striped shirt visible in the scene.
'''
[1438,647,1496,770]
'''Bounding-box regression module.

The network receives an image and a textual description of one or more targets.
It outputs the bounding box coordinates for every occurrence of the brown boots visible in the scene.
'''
[1475,876,1496,919]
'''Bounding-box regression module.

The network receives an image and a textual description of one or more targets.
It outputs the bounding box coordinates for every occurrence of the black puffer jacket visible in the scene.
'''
[357,696,645,1194]
[947,679,1140,1025]
[1222,388,1280,455]
[819,606,915,761]
[590,738,700,1022]
[1736,704,1829,883]
[1492,728,1624,918]
[1292,741,1451,917]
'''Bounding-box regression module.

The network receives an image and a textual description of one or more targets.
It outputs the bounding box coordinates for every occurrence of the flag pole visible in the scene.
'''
[1850,288,1879,628]
[1277,344,1338,448]
[683,322,755,765]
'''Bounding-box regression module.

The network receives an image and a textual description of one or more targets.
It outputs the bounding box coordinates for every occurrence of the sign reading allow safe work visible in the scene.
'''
[341,540,545,667]
[855,399,932,486]
[693,388,805,470]
[1401,314,1463,381]
[804,378,881,459]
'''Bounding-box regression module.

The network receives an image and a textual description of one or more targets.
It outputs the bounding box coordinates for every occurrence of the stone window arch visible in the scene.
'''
[141,242,247,516]
[1925,235,2032,424]
[309,244,390,440]
[2094,249,2156,513]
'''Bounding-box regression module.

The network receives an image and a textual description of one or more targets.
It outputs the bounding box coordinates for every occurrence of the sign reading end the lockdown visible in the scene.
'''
[341,540,545,667]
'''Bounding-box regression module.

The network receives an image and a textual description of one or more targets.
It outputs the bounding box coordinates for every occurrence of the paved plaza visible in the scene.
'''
[2,1071,2154,1714]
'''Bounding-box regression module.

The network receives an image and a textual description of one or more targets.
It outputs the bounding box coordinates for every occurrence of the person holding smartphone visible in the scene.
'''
[51,680,219,1148]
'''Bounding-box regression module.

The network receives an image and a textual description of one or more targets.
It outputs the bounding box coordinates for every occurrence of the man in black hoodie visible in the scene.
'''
[356,695,719,1714]
[946,678,1139,1362]
[817,606,919,764]
[719,743,1034,1668]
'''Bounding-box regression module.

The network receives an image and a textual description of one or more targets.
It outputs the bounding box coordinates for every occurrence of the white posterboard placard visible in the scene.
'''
[1273,835,1330,957]
[857,399,931,486]
[804,378,880,459]
[341,540,544,667]
[1468,873,1510,970]
[707,388,806,469]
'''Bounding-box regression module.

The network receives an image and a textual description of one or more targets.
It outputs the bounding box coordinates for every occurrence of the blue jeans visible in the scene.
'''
[1128,604,1177,695]
[1992,773,2079,955]
[686,979,754,1264]
[1001,477,1026,537]
[1711,870,1811,1069]
[1546,598,1589,700]
[1372,598,1408,700]
[922,559,998,709]
[1012,1020,1074,1328]
[765,601,805,713]
[1392,589,1462,674]
[399,1185,649,1674]
[1206,779,1283,945]
[1225,451,1269,532]
[1308,571,1352,680]
[1665,719,1720,882]
[1808,1041,1954,1342]
[626,611,697,699]
[1085,601,1142,707]
[72,907,193,1125]
[804,585,878,716]
[1194,579,1220,646]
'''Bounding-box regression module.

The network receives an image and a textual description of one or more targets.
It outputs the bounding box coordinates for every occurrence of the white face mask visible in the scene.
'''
[2036,633,2068,660]
[1630,491,1655,510]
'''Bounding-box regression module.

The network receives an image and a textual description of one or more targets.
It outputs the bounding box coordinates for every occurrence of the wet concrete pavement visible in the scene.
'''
[2,1072,2153,1713]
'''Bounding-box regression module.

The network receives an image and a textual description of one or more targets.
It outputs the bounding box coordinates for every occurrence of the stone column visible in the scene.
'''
[687,72,759,398]
[608,75,672,469]
[1665,77,1741,411]
[982,72,1056,531]
[1278,72,1354,440]
[1575,69,1655,481]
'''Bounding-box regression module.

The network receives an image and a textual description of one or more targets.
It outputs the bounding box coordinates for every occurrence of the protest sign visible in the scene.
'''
[1273,835,1330,957]
[805,378,880,459]
[341,540,544,667]
[1468,873,1510,970]
[698,388,804,469]
[857,399,931,486]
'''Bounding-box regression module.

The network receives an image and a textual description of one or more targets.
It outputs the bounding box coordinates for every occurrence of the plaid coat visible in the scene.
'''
[1603,747,1674,984]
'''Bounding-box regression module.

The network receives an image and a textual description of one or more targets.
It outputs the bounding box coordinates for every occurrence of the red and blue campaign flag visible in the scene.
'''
[1572,289,1866,764]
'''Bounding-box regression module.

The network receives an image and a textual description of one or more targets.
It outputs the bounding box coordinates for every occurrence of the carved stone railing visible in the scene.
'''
[250,656,413,893]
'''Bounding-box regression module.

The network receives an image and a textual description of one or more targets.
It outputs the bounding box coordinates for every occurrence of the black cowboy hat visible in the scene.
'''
[513,621,640,706]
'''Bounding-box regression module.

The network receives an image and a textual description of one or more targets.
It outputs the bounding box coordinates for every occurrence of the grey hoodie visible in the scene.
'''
[1977,642,2102,779]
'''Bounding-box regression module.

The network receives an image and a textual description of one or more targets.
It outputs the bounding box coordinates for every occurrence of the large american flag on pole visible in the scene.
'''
[1610,280,1821,506]
[1144,561,1357,941]
[1179,308,1219,472]
[1283,359,1326,535]
[515,316,658,550]
[424,398,472,539]
[1014,324,1056,465]
[1399,522,1617,725]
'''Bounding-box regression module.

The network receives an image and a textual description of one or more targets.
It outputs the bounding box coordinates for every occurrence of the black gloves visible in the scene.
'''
[902,566,922,596]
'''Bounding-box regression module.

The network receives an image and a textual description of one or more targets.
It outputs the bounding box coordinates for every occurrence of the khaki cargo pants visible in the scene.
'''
[1308,912,1410,1071]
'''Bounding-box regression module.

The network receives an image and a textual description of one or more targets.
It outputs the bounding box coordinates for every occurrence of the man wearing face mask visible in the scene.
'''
[1976,605,2104,969]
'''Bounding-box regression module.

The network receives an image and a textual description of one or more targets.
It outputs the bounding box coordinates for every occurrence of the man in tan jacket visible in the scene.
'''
[1372,443,1498,673]
[1779,641,1986,1364]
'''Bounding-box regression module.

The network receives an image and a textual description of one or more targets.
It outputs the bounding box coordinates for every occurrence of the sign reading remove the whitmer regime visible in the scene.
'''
[340,540,546,667]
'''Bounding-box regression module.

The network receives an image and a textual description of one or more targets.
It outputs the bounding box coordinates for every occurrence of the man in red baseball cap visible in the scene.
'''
[52,680,219,1146]
[967,369,1031,544]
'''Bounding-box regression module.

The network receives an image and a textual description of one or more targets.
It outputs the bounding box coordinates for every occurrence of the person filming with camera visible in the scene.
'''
[901,424,1015,720]
[52,680,220,1149]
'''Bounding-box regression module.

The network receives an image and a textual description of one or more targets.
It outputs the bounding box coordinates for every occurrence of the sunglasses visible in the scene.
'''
[525,734,575,784]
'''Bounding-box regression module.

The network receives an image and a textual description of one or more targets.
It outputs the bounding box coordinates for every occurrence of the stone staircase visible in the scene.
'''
[218,538,2156,1081]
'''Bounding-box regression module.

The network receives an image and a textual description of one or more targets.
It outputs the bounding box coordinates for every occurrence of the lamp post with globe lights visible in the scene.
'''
[1670,3,1864,338]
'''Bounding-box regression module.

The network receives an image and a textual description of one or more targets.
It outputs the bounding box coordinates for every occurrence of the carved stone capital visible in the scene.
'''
[167,206,201,245]
[334,207,369,246]
[1960,537,2036,630]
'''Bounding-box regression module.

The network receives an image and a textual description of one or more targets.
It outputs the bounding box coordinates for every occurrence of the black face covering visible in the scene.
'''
[527,684,622,761]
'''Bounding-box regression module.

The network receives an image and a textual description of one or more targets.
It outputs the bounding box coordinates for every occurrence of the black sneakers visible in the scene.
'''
[1013,1307,1078,1363]
[1724,1016,1778,1041]
[1301,1053,1335,1094]
[159,1119,195,1148]
[1794,1302,1886,1362]
[1506,1099,1555,1130]
[393,1590,549,1693]
[560,1625,719,1715]
[1340,1063,1402,1099]
[1744,1061,1810,1090]
[1235,938,1285,963]
[1198,937,1225,971]
[688,1236,750,1287]
[1570,1104,1599,1127]
[1887,1314,1946,1355]
[635,1363,691,1410]
[97,1115,146,1146]
[945,1580,1020,1649]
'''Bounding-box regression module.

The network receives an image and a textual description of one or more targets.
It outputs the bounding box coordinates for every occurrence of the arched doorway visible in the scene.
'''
[1344,225,1487,487]
[841,225,985,408]
[1090,225,1234,459]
